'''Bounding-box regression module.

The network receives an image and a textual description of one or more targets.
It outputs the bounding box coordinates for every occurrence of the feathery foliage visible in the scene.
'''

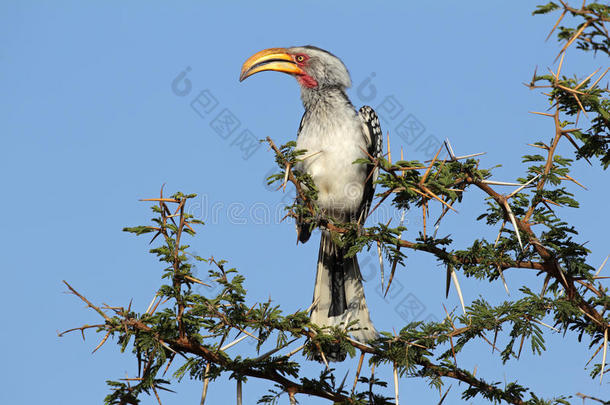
[61,3,609,404]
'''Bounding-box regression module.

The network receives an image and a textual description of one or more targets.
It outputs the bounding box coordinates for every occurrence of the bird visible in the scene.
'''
[240,46,382,357]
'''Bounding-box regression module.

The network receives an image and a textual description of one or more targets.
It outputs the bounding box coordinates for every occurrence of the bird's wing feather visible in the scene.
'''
[357,106,383,221]
[297,111,306,137]
[295,110,312,243]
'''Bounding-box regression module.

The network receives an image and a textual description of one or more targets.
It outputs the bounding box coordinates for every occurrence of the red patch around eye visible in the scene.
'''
[294,53,309,66]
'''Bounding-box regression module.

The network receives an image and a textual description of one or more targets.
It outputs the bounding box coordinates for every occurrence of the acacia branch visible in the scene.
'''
[266,136,546,274]
[466,172,608,329]
[64,273,550,405]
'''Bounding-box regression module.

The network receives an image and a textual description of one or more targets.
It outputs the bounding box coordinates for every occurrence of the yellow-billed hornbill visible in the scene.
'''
[240,46,382,352]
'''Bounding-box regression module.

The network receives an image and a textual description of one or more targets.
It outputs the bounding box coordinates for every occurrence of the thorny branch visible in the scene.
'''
[61,2,609,404]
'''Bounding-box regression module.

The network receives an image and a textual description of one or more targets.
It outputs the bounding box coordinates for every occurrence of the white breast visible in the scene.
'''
[295,105,368,220]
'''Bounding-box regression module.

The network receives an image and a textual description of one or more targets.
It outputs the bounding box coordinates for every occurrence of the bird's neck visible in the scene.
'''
[300,86,352,114]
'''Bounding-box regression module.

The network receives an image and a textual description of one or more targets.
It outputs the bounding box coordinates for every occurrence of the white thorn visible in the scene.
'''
[398,208,407,228]
[306,297,320,314]
[451,268,466,315]
[250,337,300,362]
[497,264,510,296]
[236,379,243,405]
[594,255,609,277]
[221,334,249,352]
[398,208,407,238]
[494,221,506,248]
[345,336,374,350]
[285,344,306,358]
[506,174,540,198]
[444,138,456,160]
[377,241,385,291]
[424,152,485,163]
[393,363,400,405]
[453,152,486,160]
[481,180,525,186]
[145,292,159,314]
[600,328,607,385]
[504,202,523,250]
[200,363,211,405]
[159,339,177,354]
[533,319,559,333]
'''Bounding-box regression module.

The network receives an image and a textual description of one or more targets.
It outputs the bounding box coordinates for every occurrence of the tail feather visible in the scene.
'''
[310,230,378,354]
[324,242,348,317]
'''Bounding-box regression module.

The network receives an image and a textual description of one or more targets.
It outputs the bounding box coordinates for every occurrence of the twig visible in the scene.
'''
[576,392,610,405]
[57,324,104,339]
[63,281,110,322]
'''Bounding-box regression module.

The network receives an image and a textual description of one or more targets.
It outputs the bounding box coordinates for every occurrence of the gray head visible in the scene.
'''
[239,45,352,90]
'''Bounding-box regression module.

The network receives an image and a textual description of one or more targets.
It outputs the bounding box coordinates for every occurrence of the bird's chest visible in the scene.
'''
[295,111,367,212]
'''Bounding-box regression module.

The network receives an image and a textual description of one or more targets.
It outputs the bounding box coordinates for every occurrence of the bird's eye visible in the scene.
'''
[295,55,305,63]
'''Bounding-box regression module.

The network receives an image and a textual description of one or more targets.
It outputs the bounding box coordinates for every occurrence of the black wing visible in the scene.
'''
[295,111,312,243]
[357,105,383,222]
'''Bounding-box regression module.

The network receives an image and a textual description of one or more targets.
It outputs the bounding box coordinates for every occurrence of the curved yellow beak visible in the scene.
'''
[239,48,304,82]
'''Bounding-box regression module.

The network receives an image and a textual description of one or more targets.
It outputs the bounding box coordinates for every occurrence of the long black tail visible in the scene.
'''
[310,230,377,360]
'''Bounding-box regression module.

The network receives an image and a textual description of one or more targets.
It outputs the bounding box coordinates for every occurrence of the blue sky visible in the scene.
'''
[1,1,608,404]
